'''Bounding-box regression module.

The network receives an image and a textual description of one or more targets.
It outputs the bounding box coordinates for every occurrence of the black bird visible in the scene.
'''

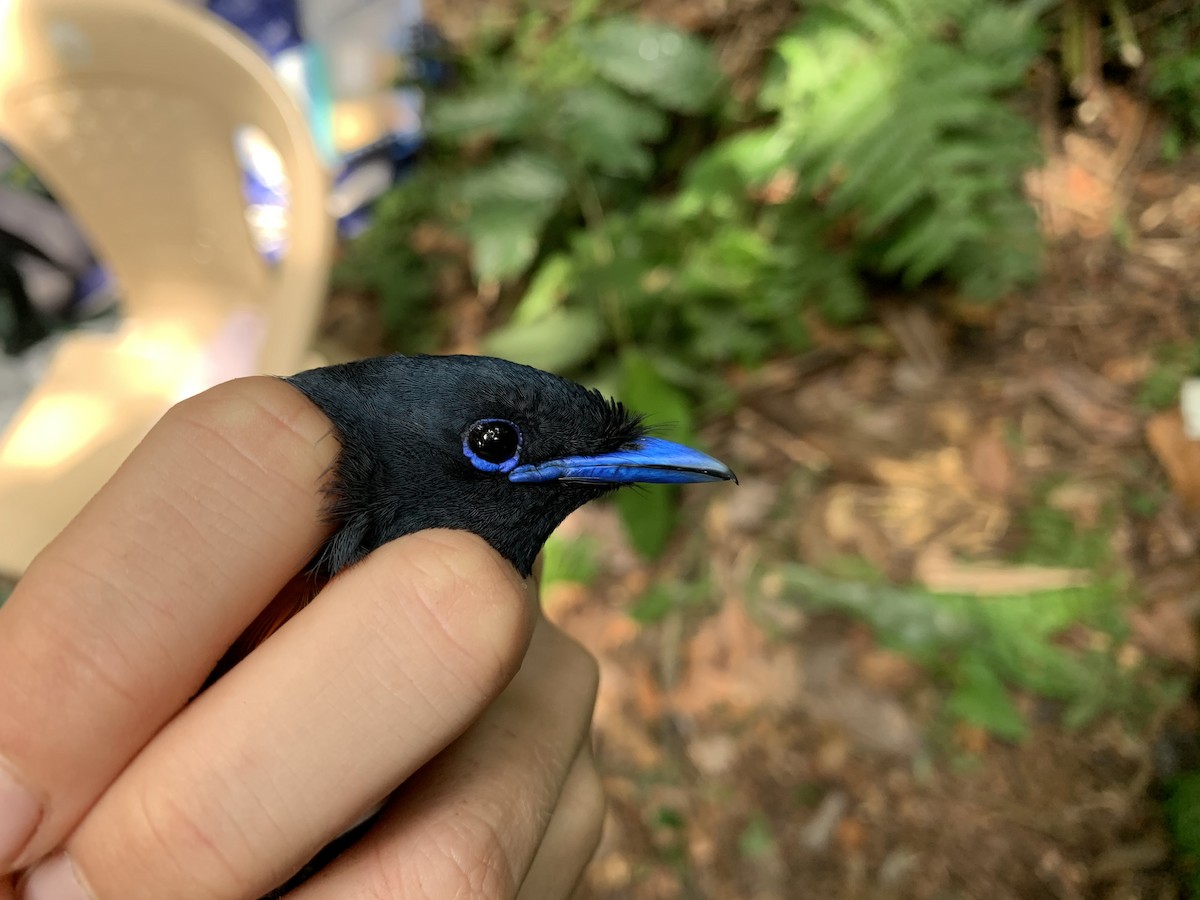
[251,352,735,899]
[284,353,736,579]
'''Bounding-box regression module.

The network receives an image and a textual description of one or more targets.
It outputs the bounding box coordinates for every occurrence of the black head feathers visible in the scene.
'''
[286,354,735,578]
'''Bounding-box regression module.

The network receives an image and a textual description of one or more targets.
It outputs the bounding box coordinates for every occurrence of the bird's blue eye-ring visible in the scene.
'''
[463,419,523,473]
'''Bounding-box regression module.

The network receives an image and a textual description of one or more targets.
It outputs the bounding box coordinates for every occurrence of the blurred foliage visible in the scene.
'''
[1058,1,1200,159]
[772,492,1181,741]
[628,575,716,625]
[332,174,441,348]
[1138,339,1200,410]
[337,0,1048,554]
[1165,771,1200,897]
[1145,5,1200,158]
[755,0,1047,300]
[0,159,44,193]
[541,532,601,586]
[738,812,779,860]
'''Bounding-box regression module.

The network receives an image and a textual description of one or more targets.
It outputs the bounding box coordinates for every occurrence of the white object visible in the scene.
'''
[1181,378,1200,441]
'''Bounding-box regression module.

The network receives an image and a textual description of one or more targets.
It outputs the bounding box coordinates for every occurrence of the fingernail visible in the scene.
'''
[20,853,90,900]
[0,758,40,866]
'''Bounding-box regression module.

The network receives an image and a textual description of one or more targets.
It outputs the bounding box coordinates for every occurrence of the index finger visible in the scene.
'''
[0,376,338,873]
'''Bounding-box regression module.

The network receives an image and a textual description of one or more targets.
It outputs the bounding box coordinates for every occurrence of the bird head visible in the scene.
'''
[285,354,736,578]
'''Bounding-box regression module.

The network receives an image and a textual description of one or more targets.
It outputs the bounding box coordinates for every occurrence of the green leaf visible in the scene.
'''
[969,589,1108,643]
[776,565,975,659]
[612,351,691,558]
[511,255,574,325]
[1164,771,1200,896]
[452,153,569,282]
[947,651,1027,741]
[483,307,607,372]
[765,0,1043,299]
[739,814,777,859]
[426,84,535,143]
[577,18,723,113]
[1138,340,1200,411]
[684,129,793,198]
[553,84,667,178]
[618,349,695,441]
[628,584,674,624]
[616,485,679,559]
[679,227,772,297]
[455,152,569,210]
[655,806,685,830]
[461,201,549,283]
[541,534,600,586]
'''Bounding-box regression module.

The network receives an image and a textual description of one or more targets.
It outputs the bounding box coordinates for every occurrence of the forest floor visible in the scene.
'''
[544,103,1200,899]
[392,3,1200,898]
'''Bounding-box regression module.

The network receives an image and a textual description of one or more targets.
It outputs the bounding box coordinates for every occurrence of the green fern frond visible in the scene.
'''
[766,0,1045,299]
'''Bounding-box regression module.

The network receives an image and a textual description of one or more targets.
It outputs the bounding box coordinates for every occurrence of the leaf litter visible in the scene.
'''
[539,79,1200,900]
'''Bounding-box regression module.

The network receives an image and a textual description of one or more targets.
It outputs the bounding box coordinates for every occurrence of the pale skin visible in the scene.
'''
[0,377,604,899]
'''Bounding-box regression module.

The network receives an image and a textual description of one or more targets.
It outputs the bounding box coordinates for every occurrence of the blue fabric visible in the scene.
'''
[207,0,304,55]
[207,0,433,242]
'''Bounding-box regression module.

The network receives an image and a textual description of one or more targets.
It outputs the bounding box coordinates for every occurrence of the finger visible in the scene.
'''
[0,376,337,871]
[289,614,599,900]
[26,531,534,900]
[517,747,605,900]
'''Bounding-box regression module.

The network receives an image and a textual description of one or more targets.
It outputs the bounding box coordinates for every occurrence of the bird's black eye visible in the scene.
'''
[463,419,522,473]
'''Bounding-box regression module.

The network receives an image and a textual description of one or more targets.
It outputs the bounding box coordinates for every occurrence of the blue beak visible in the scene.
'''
[508,437,737,486]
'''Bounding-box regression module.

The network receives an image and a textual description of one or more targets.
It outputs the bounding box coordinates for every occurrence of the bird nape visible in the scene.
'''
[284,353,737,580]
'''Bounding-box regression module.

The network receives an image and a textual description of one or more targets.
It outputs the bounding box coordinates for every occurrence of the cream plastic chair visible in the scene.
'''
[0,0,335,574]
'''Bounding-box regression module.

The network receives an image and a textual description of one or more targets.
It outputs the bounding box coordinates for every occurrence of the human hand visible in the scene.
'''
[0,377,603,899]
